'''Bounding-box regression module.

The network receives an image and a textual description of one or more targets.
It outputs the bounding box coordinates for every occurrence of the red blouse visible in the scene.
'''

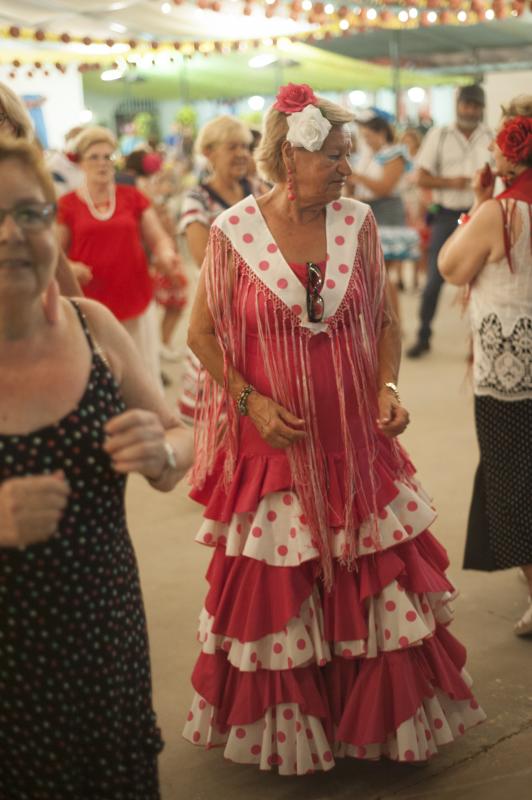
[57,185,153,320]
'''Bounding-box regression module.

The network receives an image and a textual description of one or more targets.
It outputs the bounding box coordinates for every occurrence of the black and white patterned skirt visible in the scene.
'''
[464,395,532,571]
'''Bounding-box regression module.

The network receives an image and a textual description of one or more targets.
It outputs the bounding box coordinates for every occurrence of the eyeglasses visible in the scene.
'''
[306,261,324,323]
[83,153,116,163]
[0,202,57,232]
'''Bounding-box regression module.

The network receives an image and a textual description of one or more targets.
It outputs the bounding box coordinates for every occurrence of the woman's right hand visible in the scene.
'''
[70,261,93,285]
[246,393,306,449]
[0,472,70,549]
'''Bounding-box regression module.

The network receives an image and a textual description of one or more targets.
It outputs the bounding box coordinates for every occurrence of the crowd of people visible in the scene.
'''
[0,75,531,797]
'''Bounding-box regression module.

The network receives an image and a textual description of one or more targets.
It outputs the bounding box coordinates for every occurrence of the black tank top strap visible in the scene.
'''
[69,299,114,373]
[69,299,97,352]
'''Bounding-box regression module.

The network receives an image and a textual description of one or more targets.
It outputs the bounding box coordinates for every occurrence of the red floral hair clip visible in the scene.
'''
[273,83,319,114]
[496,115,532,164]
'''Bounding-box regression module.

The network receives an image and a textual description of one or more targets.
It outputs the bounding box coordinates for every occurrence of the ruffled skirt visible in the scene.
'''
[184,469,485,775]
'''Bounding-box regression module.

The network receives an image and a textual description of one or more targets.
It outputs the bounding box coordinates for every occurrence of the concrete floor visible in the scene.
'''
[126,279,532,800]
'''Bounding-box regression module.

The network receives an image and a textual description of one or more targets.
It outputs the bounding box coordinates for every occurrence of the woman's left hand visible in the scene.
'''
[103,409,168,480]
[472,163,496,205]
[155,249,182,278]
[376,389,410,438]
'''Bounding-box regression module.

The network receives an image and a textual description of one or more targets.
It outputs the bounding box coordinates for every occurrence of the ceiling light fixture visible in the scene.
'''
[249,53,277,68]
[101,67,125,81]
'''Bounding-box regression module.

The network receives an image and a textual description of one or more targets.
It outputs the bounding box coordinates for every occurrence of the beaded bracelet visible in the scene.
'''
[237,384,254,416]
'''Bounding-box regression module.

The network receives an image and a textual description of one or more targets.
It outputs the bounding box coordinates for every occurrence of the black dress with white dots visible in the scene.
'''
[464,395,532,571]
[0,303,162,800]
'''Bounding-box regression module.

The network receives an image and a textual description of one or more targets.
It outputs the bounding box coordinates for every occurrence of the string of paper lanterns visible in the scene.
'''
[1,0,529,77]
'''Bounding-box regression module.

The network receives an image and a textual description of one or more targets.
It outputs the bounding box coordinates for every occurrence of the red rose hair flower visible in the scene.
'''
[273,83,319,114]
[496,115,532,164]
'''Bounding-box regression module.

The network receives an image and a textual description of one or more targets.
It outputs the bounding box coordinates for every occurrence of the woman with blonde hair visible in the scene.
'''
[0,135,193,798]
[0,79,80,299]
[57,126,181,388]
[177,114,255,422]
[183,84,484,774]
[0,80,34,140]
[439,95,532,636]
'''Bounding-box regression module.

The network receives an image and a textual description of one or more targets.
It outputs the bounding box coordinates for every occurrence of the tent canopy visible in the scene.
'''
[313,18,532,73]
[81,41,465,102]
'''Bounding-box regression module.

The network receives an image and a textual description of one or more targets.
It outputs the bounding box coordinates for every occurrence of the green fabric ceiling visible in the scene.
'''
[312,19,532,66]
[82,40,465,102]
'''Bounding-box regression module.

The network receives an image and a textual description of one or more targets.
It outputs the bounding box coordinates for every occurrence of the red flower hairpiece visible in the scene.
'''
[496,115,532,164]
[273,83,319,114]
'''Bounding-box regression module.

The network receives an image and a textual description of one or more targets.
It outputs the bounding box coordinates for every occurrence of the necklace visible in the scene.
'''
[80,183,116,221]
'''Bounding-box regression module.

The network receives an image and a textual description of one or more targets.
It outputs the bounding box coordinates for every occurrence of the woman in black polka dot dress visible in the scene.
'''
[0,138,193,798]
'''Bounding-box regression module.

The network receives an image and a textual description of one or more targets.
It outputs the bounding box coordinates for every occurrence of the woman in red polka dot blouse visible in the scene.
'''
[183,84,485,774]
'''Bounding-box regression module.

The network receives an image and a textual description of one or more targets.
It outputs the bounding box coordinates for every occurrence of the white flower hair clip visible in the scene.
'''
[286,105,332,152]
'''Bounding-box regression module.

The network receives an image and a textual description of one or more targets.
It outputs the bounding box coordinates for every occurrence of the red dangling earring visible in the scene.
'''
[286,165,296,201]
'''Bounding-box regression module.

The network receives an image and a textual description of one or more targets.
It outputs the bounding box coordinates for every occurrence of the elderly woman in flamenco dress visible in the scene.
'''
[183,84,485,775]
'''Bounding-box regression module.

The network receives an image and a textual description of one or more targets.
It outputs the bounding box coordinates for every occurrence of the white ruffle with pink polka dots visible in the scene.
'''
[183,689,485,773]
[197,582,455,672]
[215,195,371,334]
[195,479,436,567]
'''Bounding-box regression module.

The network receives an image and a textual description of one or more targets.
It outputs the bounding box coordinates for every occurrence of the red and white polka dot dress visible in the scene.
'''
[183,196,485,775]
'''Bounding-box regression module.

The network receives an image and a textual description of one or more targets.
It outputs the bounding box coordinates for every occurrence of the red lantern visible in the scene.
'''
[9,26,20,37]
[34,29,46,41]
[60,32,71,43]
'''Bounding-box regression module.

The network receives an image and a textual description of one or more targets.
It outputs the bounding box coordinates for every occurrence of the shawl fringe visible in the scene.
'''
[191,211,410,589]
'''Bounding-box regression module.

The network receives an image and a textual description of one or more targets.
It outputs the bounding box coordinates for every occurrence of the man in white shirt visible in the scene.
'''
[407,85,492,357]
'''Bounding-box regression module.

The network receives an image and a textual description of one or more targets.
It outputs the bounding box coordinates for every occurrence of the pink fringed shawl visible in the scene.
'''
[191,195,410,588]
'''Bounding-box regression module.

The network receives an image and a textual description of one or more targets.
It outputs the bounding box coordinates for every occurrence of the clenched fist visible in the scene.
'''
[0,472,70,549]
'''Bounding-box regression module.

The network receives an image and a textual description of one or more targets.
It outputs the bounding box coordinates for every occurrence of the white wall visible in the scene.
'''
[484,70,532,130]
[0,66,85,149]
